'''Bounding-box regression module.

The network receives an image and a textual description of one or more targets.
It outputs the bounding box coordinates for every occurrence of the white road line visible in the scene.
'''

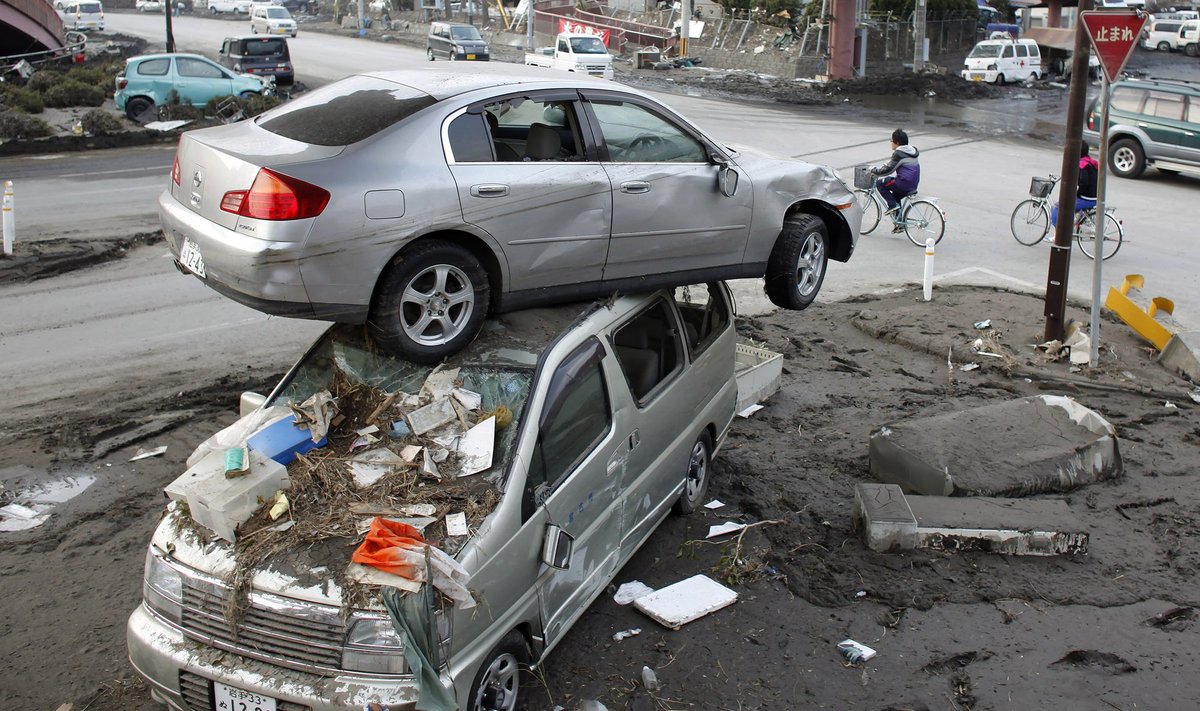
[59,166,171,178]
[935,266,1040,290]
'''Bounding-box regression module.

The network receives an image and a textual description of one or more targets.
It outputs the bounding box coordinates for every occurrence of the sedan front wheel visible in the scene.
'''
[764,213,829,310]
[369,240,490,363]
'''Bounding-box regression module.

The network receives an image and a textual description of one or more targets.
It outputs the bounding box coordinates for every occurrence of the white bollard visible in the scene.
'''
[2,180,13,256]
[922,237,935,301]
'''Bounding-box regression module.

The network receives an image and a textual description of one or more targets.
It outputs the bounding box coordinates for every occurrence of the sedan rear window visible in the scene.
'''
[257,75,436,146]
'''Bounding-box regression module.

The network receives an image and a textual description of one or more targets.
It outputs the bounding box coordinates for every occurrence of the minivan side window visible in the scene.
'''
[528,339,612,495]
[1002,45,1014,58]
[1016,45,1028,58]
[673,283,730,358]
[612,300,684,403]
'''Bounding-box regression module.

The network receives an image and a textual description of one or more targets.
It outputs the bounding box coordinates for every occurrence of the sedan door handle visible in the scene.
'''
[471,184,509,197]
[620,181,651,194]
[1137,122,1149,128]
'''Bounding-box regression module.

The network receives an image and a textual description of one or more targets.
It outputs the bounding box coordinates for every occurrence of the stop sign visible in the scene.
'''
[1080,11,1149,83]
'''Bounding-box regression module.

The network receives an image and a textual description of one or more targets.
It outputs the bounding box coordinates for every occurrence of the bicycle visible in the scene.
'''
[1010,174,1123,260]
[853,166,947,247]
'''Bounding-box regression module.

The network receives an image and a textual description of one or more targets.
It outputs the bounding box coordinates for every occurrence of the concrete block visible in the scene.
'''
[854,483,918,552]
[906,495,1088,556]
[869,395,1121,497]
[1158,331,1200,383]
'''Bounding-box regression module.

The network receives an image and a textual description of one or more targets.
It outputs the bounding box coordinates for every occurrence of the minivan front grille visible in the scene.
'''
[179,577,346,674]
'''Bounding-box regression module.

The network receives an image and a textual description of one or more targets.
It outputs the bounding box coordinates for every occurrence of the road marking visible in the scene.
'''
[60,166,171,178]
[935,266,1039,290]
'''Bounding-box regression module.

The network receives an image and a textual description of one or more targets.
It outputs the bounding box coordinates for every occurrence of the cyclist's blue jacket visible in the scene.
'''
[873,145,921,194]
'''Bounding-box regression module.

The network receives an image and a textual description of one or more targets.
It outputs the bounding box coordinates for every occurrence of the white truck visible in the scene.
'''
[524,32,614,79]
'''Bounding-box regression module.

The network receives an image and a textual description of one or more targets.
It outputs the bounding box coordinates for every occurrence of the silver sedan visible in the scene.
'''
[160,64,861,362]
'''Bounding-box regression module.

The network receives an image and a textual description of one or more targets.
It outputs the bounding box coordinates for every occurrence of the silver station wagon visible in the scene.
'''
[128,283,739,711]
[160,65,860,362]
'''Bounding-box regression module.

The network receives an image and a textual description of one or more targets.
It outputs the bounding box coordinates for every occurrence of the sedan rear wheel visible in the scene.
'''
[764,213,828,310]
[369,240,490,363]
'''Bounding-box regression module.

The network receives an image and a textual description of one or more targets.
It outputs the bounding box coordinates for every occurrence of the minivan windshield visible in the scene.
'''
[78,1,102,10]
[257,75,436,145]
[968,44,1003,58]
[266,6,289,16]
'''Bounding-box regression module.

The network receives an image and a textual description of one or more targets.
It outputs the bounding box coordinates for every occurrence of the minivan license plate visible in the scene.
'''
[467,54,476,59]
[213,682,277,711]
[179,238,206,278]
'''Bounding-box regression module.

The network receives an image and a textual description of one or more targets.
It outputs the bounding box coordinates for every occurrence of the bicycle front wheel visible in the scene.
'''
[903,200,946,247]
[1010,199,1049,246]
[855,189,881,235]
[1076,211,1123,260]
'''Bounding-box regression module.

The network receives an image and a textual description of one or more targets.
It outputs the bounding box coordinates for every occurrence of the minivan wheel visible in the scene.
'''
[427,47,435,61]
[125,96,153,120]
[764,212,828,310]
[995,73,1006,85]
[468,631,529,711]
[1109,138,1146,179]
[1158,41,1172,52]
[1187,43,1200,57]
[674,431,712,515]
[368,240,490,364]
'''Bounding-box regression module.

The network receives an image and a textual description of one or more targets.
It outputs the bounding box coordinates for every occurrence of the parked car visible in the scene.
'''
[128,282,741,711]
[159,66,860,363]
[961,36,1042,84]
[427,21,490,61]
[114,53,271,120]
[207,0,251,13]
[135,0,164,11]
[250,3,297,35]
[1084,76,1200,179]
[58,0,104,31]
[1141,19,1200,52]
[218,35,293,87]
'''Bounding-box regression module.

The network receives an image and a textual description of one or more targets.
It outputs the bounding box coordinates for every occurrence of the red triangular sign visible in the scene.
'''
[1081,10,1148,83]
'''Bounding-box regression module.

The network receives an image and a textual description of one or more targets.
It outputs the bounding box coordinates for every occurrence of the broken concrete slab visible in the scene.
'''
[869,395,1121,497]
[1159,331,1200,383]
[854,483,1089,556]
[906,495,1089,556]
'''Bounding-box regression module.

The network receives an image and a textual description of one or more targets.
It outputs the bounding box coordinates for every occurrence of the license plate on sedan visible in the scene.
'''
[179,238,206,278]
[213,682,276,711]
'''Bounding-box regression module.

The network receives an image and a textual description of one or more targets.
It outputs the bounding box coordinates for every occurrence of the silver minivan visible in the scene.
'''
[59,0,105,30]
[127,283,739,711]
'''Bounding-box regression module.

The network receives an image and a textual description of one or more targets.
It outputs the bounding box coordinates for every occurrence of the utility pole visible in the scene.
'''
[912,0,926,71]
[680,0,692,56]
[1043,0,1094,341]
[165,2,176,53]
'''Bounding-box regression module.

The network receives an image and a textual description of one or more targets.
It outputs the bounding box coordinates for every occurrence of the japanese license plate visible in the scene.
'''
[970,73,984,81]
[466,54,476,60]
[213,681,277,711]
[179,238,206,278]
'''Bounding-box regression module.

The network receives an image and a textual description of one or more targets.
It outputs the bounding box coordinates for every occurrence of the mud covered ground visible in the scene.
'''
[2,245,1198,709]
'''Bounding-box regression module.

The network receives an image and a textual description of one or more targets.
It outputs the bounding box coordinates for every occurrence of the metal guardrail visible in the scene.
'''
[1,31,88,74]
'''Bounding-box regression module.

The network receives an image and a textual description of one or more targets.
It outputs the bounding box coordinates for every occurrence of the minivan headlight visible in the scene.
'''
[343,616,406,675]
[143,548,183,624]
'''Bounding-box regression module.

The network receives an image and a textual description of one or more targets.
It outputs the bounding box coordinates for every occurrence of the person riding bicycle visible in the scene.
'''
[870,129,921,233]
[1050,143,1098,228]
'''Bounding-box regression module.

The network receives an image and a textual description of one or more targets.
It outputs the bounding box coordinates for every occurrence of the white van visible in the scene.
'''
[962,37,1042,85]
[1142,20,1200,51]
[58,0,104,31]
[250,3,297,36]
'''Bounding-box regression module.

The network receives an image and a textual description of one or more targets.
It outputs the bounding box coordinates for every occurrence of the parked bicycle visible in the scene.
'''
[1009,174,1123,260]
[853,166,947,247]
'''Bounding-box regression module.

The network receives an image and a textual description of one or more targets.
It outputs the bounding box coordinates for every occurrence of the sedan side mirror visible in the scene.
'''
[718,164,739,198]
[541,524,574,570]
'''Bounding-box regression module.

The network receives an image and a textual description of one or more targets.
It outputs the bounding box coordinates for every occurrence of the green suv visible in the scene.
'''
[1083,77,1200,179]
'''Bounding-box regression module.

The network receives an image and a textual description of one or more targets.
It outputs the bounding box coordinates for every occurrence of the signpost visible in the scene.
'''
[1079,10,1146,366]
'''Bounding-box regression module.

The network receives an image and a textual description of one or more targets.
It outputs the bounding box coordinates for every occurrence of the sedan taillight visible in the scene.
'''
[221,169,330,221]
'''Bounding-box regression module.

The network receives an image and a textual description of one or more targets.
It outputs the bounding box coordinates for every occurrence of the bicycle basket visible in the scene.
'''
[1030,177,1054,198]
[854,165,874,190]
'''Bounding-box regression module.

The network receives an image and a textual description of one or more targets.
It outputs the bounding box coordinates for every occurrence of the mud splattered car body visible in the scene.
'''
[159,65,859,361]
[127,284,738,710]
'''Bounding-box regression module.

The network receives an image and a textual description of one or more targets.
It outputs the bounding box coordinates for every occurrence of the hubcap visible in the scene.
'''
[400,263,475,346]
[683,441,707,503]
[1113,148,1134,173]
[794,231,827,297]
[474,652,519,711]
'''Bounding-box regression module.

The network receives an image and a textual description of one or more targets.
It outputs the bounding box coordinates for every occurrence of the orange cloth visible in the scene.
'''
[351,517,428,579]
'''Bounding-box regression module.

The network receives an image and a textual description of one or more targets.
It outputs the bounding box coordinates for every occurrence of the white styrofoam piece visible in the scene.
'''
[704,499,725,510]
[129,445,168,462]
[451,388,483,411]
[457,416,496,476]
[188,451,290,542]
[164,451,225,502]
[633,574,737,629]
[408,398,457,435]
[422,367,460,400]
[445,511,468,537]
[737,403,764,418]
[706,521,746,538]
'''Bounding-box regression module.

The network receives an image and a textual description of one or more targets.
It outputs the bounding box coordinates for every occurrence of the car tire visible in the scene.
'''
[368,240,490,364]
[251,25,257,32]
[764,213,828,311]
[1158,41,1172,51]
[1187,44,1200,57]
[674,431,712,515]
[467,631,529,711]
[995,73,1006,85]
[210,5,218,13]
[427,47,435,61]
[1109,138,1146,179]
[125,97,154,120]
